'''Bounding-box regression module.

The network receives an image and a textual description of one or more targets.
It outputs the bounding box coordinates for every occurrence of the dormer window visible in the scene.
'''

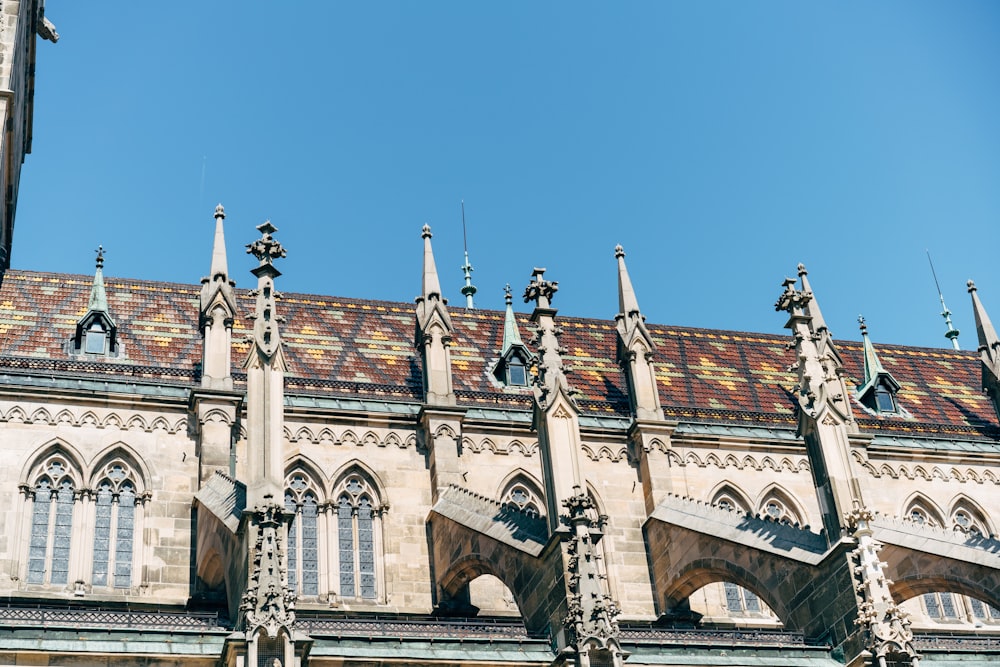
[493,284,534,388]
[85,322,107,354]
[73,312,118,357]
[856,316,902,415]
[507,355,527,386]
[71,246,119,358]
[874,383,896,413]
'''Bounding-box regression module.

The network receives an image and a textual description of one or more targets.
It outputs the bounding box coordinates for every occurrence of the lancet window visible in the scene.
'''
[334,472,382,601]
[91,461,140,588]
[26,456,77,585]
[284,472,320,596]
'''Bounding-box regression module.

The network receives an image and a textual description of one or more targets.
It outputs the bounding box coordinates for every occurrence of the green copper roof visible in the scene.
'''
[500,283,526,358]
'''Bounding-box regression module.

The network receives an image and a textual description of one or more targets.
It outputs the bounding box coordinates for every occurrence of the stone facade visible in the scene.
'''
[1,12,1000,665]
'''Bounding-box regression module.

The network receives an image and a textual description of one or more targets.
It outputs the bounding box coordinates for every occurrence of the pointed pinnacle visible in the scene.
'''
[798,263,828,333]
[968,280,1000,360]
[615,244,641,317]
[421,224,442,299]
[89,246,108,313]
[210,204,229,281]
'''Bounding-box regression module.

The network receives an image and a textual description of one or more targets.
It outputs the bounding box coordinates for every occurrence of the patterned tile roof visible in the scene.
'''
[0,269,995,439]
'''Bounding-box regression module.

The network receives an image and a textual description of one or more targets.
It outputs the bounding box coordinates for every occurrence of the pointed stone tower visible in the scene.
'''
[612,246,675,514]
[243,221,288,507]
[415,225,466,502]
[774,264,864,542]
[237,221,301,667]
[192,205,242,486]
[200,204,238,390]
[968,281,1000,422]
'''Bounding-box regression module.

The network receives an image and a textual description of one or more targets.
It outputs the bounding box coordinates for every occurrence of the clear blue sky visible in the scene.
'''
[14,2,1000,349]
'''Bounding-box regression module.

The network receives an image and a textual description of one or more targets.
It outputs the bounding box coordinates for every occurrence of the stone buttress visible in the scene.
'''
[191,204,242,486]
[776,265,917,667]
[613,245,676,515]
[414,225,466,502]
[524,268,624,667]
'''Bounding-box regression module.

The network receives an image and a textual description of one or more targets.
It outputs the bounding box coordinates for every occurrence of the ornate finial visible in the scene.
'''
[422,224,432,239]
[95,245,105,269]
[524,268,558,309]
[797,263,807,277]
[504,283,512,306]
[246,221,286,265]
[968,280,978,293]
[214,203,225,220]
[614,244,624,259]
[858,315,867,336]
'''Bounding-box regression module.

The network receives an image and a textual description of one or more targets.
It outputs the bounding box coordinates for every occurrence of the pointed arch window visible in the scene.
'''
[711,485,751,515]
[334,474,382,601]
[284,472,320,596]
[500,476,545,520]
[950,502,989,536]
[757,490,802,526]
[26,457,77,585]
[904,499,944,528]
[91,462,139,588]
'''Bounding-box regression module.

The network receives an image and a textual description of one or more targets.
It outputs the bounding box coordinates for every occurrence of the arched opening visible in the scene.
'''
[468,573,521,616]
[687,581,782,628]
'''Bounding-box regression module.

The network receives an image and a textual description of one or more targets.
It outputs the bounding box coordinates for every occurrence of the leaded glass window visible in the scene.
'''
[92,482,113,586]
[338,495,355,598]
[334,473,381,601]
[90,461,140,589]
[25,457,77,586]
[723,582,762,615]
[924,592,961,620]
[285,473,320,597]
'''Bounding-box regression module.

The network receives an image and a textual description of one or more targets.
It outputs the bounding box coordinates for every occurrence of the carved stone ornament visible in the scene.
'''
[560,487,621,659]
[241,500,296,639]
[847,507,919,665]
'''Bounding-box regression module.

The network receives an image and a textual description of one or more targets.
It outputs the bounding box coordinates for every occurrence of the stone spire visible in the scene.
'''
[243,221,288,507]
[88,245,109,313]
[415,225,456,405]
[968,280,1000,420]
[775,264,863,542]
[523,268,583,530]
[200,204,238,390]
[614,245,662,421]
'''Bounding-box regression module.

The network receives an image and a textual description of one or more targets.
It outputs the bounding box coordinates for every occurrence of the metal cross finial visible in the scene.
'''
[858,315,868,335]
[95,245,105,269]
[504,283,512,306]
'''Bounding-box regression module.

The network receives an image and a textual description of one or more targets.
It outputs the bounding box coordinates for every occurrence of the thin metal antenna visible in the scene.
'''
[460,200,477,309]
[927,250,960,350]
